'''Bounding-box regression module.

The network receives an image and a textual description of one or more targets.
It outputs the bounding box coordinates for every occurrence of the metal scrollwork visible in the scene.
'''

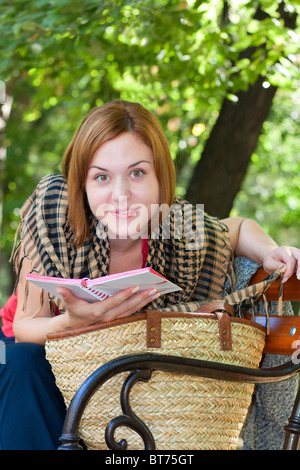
[58,353,300,450]
[105,369,155,450]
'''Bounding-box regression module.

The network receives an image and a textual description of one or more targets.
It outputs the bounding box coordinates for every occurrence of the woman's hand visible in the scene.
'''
[223,217,300,282]
[56,285,160,330]
[13,255,161,345]
[263,246,300,282]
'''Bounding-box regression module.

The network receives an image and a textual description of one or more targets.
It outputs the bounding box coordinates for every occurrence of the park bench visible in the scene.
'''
[54,267,300,450]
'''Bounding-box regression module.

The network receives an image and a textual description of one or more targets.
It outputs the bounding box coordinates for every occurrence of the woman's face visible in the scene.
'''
[85,132,160,240]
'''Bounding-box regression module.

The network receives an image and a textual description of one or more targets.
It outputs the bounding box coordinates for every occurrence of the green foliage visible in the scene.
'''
[232,85,300,246]
[0,0,299,301]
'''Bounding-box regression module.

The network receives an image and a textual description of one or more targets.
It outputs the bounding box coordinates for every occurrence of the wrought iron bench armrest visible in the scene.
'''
[58,269,300,450]
[58,353,300,451]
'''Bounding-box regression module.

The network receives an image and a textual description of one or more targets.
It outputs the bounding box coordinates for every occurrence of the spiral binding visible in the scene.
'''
[80,278,112,301]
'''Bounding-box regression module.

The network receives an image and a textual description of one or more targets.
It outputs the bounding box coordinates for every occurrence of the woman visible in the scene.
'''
[0,100,299,449]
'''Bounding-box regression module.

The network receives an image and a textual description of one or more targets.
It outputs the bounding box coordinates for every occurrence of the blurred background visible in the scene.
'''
[0,0,299,311]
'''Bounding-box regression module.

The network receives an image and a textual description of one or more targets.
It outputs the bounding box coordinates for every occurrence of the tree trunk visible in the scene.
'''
[185,76,277,218]
[185,2,296,218]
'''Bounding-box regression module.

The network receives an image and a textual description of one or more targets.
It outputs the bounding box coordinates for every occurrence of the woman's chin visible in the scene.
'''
[107,226,148,241]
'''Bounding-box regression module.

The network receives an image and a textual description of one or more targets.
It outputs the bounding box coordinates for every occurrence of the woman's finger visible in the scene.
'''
[56,285,145,325]
[97,288,161,322]
[291,247,300,280]
[263,246,299,282]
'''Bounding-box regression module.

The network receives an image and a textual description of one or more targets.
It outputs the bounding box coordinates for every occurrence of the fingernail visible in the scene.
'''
[297,273,300,280]
[148,289,157,296]
[131,286,140,294]
[151,292,161,300]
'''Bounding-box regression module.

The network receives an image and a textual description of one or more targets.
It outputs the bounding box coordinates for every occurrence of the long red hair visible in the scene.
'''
[62,100,176,245]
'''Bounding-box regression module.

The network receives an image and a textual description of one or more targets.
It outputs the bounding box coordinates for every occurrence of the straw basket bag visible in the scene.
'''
[45,302,266,450]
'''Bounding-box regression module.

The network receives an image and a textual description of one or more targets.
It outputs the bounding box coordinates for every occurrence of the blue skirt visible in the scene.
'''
[0,331,66,450]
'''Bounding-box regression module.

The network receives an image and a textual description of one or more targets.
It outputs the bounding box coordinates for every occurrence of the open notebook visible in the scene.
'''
[26,267,181,303]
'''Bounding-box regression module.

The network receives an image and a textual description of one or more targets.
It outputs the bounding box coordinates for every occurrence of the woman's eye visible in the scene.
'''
[97,174,110,182]
[130,169,144,178]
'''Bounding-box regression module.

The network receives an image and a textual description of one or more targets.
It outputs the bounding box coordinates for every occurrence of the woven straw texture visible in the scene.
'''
[45,316,265,450]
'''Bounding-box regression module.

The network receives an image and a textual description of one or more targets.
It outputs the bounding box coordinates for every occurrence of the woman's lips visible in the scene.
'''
[96,203,145,222]
[113,208,139,219]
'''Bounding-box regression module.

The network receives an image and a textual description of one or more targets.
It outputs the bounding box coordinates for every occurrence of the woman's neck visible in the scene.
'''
[108,238,144,275]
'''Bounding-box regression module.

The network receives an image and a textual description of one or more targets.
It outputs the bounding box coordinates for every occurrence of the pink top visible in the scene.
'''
[141,238,149,268]
[0,293,17,337]
[0,239,150,338]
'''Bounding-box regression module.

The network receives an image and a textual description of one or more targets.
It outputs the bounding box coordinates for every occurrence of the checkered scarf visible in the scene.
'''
[11,174,284,315]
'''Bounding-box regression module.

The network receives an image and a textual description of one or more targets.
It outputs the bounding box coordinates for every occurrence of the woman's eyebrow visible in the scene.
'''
[89,165,108,171]
[89,160,152,171]
[128,160,152,168]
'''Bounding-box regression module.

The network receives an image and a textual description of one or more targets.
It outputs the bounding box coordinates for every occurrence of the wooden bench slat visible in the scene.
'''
[250,268,300,301]
[244,313,300,355]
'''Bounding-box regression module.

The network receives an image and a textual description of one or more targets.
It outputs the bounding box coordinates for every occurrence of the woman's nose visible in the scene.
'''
[111,177,129,201]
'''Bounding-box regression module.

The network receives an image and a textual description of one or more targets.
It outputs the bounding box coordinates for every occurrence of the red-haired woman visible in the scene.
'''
[1,101,299,449]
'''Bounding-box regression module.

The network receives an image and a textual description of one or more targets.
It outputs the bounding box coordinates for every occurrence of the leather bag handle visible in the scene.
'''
[145,303,234,351]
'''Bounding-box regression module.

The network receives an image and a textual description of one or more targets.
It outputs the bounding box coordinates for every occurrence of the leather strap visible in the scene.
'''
[146,309,162,348]
[215,311,232,351]
[195,302,233,350]
[194,301,235,316]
